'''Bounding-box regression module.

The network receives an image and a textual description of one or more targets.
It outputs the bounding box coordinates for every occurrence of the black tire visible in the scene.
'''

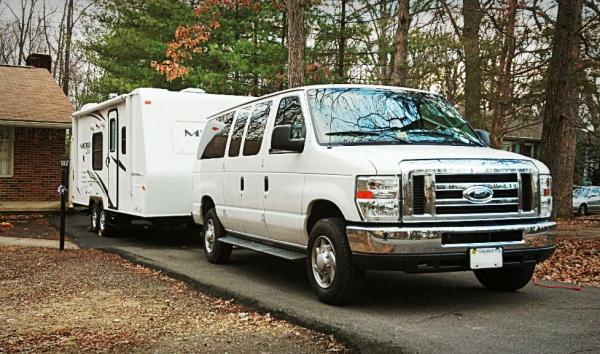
[474,264,535,292]
[202,208,232,264]
[306,218,364,305]
[578,204,588,216]
[90,203,100,233]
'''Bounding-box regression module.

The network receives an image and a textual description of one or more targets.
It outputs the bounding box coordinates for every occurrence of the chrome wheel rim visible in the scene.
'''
[311,235,336,289]
[99,210,105,232]
[204,219,216,253]
[91,209,98,229]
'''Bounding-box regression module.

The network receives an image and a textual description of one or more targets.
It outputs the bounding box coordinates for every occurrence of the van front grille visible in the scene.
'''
[413,176,425,214]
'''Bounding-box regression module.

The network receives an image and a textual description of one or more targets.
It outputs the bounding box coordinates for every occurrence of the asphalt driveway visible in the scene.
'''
[53,213,600,353]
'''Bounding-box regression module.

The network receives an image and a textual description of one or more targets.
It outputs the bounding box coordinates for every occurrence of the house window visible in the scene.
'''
[92,132,103,170]
[0,126,14,177]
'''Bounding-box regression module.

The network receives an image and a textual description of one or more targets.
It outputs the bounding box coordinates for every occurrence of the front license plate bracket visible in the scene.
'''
[470,247,503,270]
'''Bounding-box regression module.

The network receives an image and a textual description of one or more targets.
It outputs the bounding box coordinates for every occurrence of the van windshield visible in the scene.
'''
[306,87,483,146]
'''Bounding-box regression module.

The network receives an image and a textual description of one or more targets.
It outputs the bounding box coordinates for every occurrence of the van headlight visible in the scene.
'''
[539,175,552,217]
[355,176,400,222]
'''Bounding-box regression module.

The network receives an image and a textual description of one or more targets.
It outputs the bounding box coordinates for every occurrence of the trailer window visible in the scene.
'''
[109,119,116,152]
[228,109,250,157]
[243,101,272,156]
[202,112,235,159]
[92,132,103,170]
[121,127,126,154]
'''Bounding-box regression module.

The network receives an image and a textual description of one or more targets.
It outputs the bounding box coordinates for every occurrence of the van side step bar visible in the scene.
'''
[219,235,306,261]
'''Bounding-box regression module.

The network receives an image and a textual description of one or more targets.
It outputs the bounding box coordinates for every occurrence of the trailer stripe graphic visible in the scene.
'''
[86,170,114,208]
[112,156,126,172]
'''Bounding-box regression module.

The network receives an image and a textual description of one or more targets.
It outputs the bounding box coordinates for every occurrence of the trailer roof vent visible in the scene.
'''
[181,88,206,94]
[108,93,119,99]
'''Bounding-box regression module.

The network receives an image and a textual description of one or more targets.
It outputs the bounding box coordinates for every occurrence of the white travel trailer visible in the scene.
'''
[70,88,252,236]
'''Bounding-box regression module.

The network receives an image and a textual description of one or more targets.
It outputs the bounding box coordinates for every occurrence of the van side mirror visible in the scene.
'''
[271,125,305,153]
[475,129,491,147]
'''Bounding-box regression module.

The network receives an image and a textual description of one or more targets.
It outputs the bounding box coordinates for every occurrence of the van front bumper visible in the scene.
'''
[346,220,556,272]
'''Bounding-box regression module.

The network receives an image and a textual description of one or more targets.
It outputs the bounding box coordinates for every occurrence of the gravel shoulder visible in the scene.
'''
[0,246,347,353]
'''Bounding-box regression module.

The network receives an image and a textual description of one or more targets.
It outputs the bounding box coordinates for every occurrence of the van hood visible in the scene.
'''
[329,144,550,175]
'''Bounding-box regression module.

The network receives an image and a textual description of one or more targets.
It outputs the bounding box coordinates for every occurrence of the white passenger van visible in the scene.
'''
[71,88,252,236]
[192,84,556,304]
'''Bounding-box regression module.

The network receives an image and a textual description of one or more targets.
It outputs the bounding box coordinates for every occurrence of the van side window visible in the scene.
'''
[275,96,305,139]
[228,109,250,157]
[121,127,126,154]
[201,112,235,159]
[92,132,103,170]
[243,101,272,156]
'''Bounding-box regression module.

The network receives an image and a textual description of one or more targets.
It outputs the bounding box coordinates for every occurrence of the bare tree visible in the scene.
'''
[61,0,73,95]
[391,0,410,87]
[286,0,305,88]
[489,0,517,148]
[540,0,584,219]
[462,0,483,128]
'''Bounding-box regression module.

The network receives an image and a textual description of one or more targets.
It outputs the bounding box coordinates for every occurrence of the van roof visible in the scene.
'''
[204,83,434,120]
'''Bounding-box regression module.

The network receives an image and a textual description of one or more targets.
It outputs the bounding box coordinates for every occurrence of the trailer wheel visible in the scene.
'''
[90,203,100,233]
[98,206,114,237]
[202,208,231,264]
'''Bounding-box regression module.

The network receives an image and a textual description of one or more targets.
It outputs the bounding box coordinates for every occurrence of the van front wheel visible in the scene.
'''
[474,264,535,292]
[202,208,232,264]
[307,218,364,305]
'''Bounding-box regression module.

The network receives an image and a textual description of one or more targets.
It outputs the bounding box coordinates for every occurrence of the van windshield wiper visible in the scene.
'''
[325,130,379,136]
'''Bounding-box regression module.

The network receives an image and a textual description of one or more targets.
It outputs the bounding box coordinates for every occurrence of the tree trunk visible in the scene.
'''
[61,0,74,96]
[539,0,583,219]
[391,0,410,87]
[336,0,346,82]
[490,0,517,148]
[286,0,305,88]
[462,0,483,128]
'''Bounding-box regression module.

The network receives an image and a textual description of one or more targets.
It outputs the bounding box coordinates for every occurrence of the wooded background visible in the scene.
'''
[0,0,599,218]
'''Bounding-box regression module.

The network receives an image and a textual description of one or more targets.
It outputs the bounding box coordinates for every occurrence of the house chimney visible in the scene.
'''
[26,53,52,72]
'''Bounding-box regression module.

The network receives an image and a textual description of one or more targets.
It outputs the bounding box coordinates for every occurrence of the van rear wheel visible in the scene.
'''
[202,208,232,264]
[307,218,364,305]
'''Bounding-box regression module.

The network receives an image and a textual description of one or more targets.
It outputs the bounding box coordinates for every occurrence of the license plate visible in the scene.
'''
[470,247,503,270]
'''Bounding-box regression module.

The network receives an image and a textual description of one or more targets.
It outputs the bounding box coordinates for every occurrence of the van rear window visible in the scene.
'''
[201,112,235,159]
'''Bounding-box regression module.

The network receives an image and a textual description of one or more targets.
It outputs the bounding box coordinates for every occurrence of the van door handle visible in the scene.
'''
[264,176,269,192]
[240,177,244,191]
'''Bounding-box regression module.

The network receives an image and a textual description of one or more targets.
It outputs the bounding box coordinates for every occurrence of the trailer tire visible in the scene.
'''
[90,203,100,233]
[202,208,231,264]
[474,264,535,292]
[98,206,114,237]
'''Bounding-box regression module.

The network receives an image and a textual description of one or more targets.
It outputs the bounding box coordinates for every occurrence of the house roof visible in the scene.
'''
[0,65,74,128]
[505,120,543,141]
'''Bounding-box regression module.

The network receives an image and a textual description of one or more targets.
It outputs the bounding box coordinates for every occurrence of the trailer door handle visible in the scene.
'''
[264,176,269,192]
[105,156,110,167]
[240,177,244,191]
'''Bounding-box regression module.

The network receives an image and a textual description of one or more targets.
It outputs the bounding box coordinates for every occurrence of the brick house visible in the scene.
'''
[0,55,74,211]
